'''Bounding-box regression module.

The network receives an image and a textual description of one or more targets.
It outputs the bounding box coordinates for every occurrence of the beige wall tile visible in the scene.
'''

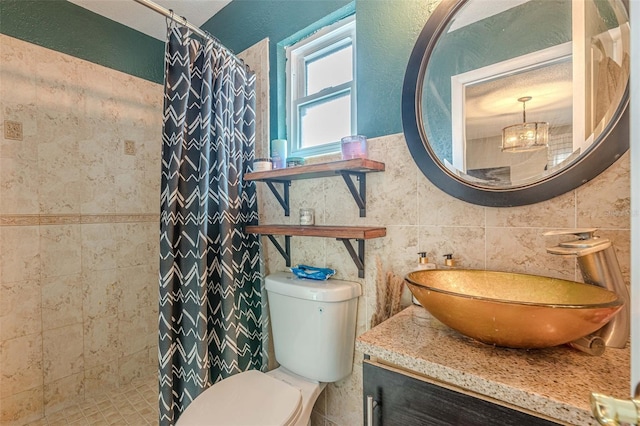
[0,156,40,216]
[36,111,83,215]
[1,103,39,152]
[324,178,363,226]
[353,296,369,339]
[325,364,363,426]
[141,170,162,215]
[0,103,40,215]
[365,133,418,226]
[43,373,85,415]
[81,223,118,271]
[0,36,38,106]
[34,55,82,111]
[116,222,158,268]
[78,121,119,215]
[81,173,118,215]
[262,236,287,275]
[43,324,84,383]
[82,269,120,322]
[486,227,576,279]
[290,236,326,269]
[148,347,157,371]
[0,333,43,398]
[417,225,486,270]
[117,264,156,319]
[417,172,486,227]
[486,190,576,228]
[83,316,121,369]
[289,179,326,225]
[40,225,82,279]
[0,279,41,340]
[84,363,119,398]
[325,238,366,282]
[114,170,147,214]
[238,38,270,156]
[42,273,83,331]
[577,151,630,229]
[118,317,149,358]
[256,184,288,224]
[0,226,40,283]
[0,387,44,426]
[79,61,116,121]
[118,349,155,386]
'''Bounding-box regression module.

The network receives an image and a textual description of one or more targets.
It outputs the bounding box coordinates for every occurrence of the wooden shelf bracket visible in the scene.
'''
[339,238,365,278]
[267,234,291,266]
[340,171,367,217]
[246,159,385,218]
[265,181,291,216]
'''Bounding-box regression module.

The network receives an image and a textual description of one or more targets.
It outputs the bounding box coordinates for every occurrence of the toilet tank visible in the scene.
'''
[265,272,361,383]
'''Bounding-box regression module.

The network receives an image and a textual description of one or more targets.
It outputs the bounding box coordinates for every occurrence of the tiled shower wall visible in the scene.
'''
[0,34,270,426]
[0,34,162,425]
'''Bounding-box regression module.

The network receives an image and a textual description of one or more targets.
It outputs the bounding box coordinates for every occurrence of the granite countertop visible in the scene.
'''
[356,305,630,426]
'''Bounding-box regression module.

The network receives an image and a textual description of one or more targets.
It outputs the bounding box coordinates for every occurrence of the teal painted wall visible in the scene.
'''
[201,0,355,142]
[356,0,432,139]
[203,0,432,141]
[1,0,434,139]
[0,0,164,84]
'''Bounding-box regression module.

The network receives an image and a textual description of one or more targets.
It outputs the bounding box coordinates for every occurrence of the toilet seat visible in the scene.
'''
[176,370,302,426]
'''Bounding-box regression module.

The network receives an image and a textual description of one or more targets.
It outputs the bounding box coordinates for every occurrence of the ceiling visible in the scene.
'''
[68,0,232,41]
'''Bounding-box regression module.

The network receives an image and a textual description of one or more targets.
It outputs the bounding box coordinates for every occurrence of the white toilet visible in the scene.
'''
[177,271,361,426]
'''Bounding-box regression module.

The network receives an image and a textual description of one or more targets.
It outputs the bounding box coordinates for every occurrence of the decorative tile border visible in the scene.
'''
[0,213,159,226]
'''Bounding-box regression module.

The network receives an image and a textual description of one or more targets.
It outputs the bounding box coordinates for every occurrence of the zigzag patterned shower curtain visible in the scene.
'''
[158,26,262,425]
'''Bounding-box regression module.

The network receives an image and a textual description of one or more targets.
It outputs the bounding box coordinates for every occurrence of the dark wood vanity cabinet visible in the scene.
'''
[362,360,561,426]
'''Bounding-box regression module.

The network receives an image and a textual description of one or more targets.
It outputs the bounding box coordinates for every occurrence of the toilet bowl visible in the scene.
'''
[176,272,361,426]
[176,367,325,426]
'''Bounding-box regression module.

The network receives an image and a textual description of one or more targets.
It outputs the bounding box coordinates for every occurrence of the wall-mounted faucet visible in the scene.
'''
[545,228,630,348]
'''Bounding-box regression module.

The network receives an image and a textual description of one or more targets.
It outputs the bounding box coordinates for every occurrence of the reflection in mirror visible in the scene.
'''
[454,46,572,186]
[416,0,629,194]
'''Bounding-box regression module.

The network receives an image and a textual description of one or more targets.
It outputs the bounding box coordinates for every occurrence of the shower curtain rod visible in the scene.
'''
[132,0,244,66]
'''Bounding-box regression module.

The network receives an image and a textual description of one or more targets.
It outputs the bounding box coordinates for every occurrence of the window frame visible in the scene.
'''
[286,14,356,158]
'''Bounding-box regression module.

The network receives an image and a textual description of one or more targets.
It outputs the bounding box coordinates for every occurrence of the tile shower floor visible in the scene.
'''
[27,378,157,425]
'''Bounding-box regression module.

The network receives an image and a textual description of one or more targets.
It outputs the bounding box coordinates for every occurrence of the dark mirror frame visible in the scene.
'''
[402,0,629,207]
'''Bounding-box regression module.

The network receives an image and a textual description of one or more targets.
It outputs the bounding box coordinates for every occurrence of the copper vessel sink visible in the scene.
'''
[405,269,623,349]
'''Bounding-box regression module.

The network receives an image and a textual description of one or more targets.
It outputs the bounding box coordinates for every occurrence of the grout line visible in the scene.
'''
[0,213,160,226]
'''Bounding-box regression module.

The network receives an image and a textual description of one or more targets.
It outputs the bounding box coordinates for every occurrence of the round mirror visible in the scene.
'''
[403,0,630,206]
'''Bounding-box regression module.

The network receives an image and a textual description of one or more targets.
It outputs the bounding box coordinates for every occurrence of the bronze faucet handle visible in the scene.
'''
[543,228,598,240]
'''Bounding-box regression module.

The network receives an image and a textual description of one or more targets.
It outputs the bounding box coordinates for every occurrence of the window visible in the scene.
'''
[286,15,356,157]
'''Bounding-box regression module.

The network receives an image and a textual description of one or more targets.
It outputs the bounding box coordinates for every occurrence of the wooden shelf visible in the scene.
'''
[246,159,387,277]
[245,158,385,182]
[246,225,386,239]
[246,225,386,278]
[245,159,385,217]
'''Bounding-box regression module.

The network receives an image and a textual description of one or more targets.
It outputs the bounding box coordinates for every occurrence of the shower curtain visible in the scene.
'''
[158,26,262,425]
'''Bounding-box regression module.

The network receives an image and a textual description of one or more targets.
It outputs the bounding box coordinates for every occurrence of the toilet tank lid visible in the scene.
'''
[265,272,361,302]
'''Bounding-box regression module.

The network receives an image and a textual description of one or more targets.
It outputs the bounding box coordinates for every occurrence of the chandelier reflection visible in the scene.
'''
[501,96,549,153]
